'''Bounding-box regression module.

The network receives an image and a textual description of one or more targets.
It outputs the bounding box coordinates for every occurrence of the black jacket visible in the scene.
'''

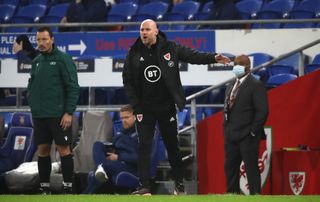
[122,32,217,111]
[224,74,269,142]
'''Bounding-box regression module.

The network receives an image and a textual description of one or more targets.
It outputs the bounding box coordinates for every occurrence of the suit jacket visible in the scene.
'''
[223,74,269,142]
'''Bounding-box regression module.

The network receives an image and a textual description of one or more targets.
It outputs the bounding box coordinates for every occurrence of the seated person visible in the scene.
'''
[83,105,138,193]
[60,0,108,32]
[207,0,244,29]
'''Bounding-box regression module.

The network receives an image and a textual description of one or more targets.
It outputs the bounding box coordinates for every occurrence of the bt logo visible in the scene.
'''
[144,65,161,83]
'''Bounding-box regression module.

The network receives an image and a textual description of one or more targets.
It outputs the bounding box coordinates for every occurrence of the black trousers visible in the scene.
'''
[136,105,183,188]
[224,134,261,195]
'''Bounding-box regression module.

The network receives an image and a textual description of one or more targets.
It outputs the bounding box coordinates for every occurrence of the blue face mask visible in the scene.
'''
[232,65,246,78]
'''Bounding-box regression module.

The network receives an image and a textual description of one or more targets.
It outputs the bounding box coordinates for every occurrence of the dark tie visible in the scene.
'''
[228,80,241,109]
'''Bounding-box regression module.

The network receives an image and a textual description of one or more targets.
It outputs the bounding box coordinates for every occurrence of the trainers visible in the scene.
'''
[131,187,151,196]
[62,186,73,194]
[95,164,108,182]
[173,181,186,195]
[39,187,51,195]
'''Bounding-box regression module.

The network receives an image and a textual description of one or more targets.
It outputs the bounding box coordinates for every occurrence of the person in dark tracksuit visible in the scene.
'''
[83,105,138,194]
[122,19,230,195]
[223,55,268,195]
[28,26,79,194]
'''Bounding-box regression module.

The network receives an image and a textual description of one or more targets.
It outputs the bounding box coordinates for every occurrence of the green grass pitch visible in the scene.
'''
[0,195,320,202]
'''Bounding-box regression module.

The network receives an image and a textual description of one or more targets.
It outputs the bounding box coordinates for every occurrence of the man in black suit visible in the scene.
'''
[223,54,269,195]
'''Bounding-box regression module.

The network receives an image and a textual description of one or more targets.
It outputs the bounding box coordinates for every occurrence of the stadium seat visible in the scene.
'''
[274,52,308,74]
[293,0,320,14]
[177,109,188,129]
[283,0,320,28]
[186,12,210,30]
[201,1,214,13]
[249,52,274,81]
[0,112,34,174]
[3,16,33,33]
[29,0,49,6]
[236,0,263,19]
[304,64,320,74]
[311,53,320,64]
[266,73,297,88]
[14,4,47,22]
[267,64,295,77]
[135,2,169,20]
[118,0,139,4]
[84,126,161,193]
[0,4,16,23]
[0,95,17,106]
[170,1,200,20]
[159,13,188,30]
[124,14,156,31]
[283,10,316,28]
[47,3,69,18]
[253,0,293,28]
[2,0,21,7]
[252,11,284,29]
[107,2,138,21]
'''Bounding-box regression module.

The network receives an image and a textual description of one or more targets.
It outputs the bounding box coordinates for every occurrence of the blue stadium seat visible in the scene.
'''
[201,1,214,13]
[266,73,297,88]
[107,2,138,21]
[236,0,263,19]
[112,128,161,189]
[186,12,210,30]
[311,54,320,64]
[47,3,69,18]
[136,2,169,20]
[29,0,49,6]
[304,64,320,74]
[249,52,274,67]
[283,0,320,28]
[274,53,308,74]
[0,95,17,106]
[124,14,156,31]
[30,16,62,32]
[14,4,47,22]
[267,64,295,77]
[159,13,188,30]
[0,112,34,174]
[0,4,16,23]
[249,52,274,81]
[293,0,320,14]
[252,11,284,28]
[2,0,21,7]
[170,1,200,20]
[177,109,188,129]
[283,10,316,28]
[259,0,294,16]
[84,126,161,193]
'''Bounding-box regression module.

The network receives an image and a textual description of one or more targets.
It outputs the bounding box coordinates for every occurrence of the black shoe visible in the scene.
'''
[39,187,51,195]
[173,181,186,195]
[62,186,73,194]
[131,187,151,196]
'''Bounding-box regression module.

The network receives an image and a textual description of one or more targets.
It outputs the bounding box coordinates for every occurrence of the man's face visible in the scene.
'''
[120,111,135,130]
[140,20,158,47]
[36,31,54,53]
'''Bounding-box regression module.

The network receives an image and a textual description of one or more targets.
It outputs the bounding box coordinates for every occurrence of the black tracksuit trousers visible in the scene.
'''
[136,105,184,188]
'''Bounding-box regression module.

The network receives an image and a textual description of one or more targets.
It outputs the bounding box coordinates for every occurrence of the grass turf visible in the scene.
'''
[0,195,320,202]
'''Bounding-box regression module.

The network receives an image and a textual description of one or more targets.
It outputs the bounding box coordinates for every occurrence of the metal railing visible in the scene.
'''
[185,38,320,192]
[0,18,319,30]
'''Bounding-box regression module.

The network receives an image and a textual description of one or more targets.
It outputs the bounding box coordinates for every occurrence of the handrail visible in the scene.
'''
[186,38,320,102]
[0,18,319,29]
